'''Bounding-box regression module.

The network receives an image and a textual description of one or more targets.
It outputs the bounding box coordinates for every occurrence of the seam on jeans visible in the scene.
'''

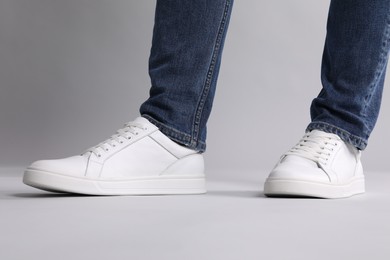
[362,11,390,123]
[191,0,232,146]
[307,121,367,150]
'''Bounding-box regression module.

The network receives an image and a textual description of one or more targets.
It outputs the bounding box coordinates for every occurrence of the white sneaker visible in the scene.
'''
[23,117,206,195]
[264,130,365,198]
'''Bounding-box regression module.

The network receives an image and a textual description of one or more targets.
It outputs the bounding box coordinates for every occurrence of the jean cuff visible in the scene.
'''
[306,122,368,150]
[141,114,206,153]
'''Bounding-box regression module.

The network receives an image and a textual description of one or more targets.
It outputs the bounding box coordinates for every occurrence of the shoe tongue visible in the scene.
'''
[309,130,340,140]
[132,117,151,126]
[81,151,92,158]
[282,155,319,168]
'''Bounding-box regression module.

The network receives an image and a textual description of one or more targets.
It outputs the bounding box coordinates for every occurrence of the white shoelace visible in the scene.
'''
[285,131,339,165]
[83,121,147,157]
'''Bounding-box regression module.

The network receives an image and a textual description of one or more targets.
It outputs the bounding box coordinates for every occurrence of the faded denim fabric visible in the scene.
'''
[308,0,390,150]
[141,0,389,152]
[140,0,233,152]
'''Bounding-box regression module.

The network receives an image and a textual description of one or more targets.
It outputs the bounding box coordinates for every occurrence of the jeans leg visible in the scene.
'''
[140,0,233,152]
[308,0,390,150]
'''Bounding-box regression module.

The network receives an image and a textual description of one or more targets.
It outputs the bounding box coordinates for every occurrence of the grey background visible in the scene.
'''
[1,0,389,176]
[1,2,390,260]
[1,171,390,260]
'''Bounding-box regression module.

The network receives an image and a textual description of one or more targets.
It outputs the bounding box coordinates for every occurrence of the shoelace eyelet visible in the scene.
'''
[87,121,148,156]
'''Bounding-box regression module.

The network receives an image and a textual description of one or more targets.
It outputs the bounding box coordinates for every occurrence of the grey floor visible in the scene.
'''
[1,167,390,260]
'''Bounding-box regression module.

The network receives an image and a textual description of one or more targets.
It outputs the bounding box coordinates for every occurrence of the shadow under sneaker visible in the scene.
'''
[23,117,206,195]
[264,130,365,199]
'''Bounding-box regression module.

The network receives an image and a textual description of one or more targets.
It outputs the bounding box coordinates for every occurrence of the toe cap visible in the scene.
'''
[27,155,89,177]
[268,155,331,183]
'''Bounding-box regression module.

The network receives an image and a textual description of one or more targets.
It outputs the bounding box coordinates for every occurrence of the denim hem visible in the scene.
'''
[306,122,368,150]
[141,114,206,153]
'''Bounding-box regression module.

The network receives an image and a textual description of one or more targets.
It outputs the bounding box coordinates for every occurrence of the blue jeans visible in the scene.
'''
[140,0,390,152]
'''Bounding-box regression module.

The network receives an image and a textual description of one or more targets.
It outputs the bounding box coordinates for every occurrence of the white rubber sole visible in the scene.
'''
[23,169,206,195]
[263,177,365,199]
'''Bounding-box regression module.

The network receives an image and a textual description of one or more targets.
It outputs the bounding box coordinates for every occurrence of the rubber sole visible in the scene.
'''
[263,177,365,199]
[23,169,206,195]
